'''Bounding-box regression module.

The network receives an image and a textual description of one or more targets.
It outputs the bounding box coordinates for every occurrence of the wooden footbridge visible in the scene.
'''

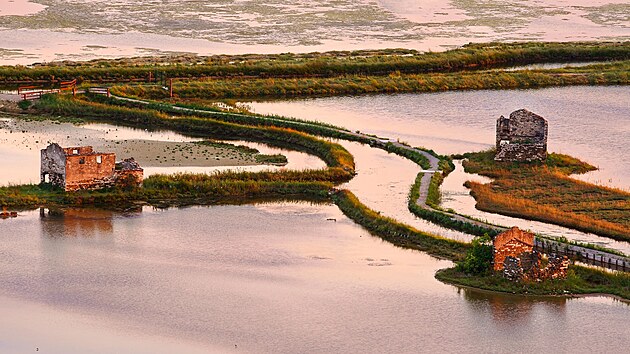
[534,238,630,272]
[17,79,77,100]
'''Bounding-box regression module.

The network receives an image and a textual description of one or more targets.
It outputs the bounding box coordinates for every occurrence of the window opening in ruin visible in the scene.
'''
[43,173,50,183]
[72,149,78,155]
[96,156,102,164]
[79,157,85,164]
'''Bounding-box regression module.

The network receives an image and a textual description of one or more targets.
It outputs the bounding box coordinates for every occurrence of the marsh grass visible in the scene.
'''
[462,150,630,241]
[436,266,630,300]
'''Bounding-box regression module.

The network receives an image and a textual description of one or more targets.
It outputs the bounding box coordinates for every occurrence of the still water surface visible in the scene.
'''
[249,86,630,189]
[1,204,628,353]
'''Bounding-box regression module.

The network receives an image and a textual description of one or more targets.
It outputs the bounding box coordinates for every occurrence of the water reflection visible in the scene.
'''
[39,207,137,239]
[461,287,567,324]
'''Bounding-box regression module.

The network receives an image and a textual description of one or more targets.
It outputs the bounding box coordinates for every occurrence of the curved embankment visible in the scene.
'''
[11,93,630,299]
[105,94,630,266]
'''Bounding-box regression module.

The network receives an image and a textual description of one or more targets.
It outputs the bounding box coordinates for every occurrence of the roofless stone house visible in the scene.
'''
[495,109,548,162]
[41,143,143,191]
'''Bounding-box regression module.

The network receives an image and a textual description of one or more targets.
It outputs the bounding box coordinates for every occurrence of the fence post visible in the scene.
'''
[169,78,173,98]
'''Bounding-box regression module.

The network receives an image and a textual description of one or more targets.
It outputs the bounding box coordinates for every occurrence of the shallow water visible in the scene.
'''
[0,204,628,353]
[0,0,628,64]
[249,86,630,190]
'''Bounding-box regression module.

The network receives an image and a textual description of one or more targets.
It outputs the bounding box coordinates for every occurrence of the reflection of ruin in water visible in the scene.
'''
[459,287,567,324]
[39,207,139,238]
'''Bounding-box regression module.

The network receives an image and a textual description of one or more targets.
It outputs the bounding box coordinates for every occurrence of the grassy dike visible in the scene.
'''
[333,189,630,300]
[89,95,432,169]
[462,150,630,242]
[1,42,629,83]
[112,60,630,99]
[3,94,629,301]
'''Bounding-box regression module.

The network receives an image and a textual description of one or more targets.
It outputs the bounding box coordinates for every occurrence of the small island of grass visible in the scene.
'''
[460,150,630,241]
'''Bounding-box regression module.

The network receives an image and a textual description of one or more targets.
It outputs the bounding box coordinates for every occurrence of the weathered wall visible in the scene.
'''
[494,142,547,162]
[63,146,94,156]
[64,153,116,191]
[41,143,66,187]
[495,109,548,162]
[493,227,535,271]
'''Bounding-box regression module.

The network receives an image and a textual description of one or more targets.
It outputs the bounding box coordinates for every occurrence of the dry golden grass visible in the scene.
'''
[463,151,630,241]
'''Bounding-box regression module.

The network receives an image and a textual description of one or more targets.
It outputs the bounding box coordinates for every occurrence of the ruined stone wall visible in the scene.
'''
[41,143,66,187]
[493,227,535,271]
[494,142,547,162]
[64,153,116,191]
[494,239,534,272]
[495,109,548,162]
[63,146,94,156]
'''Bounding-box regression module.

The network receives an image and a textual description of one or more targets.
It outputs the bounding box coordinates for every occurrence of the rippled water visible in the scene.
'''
[0,0,628,64]
[1,204,628,353]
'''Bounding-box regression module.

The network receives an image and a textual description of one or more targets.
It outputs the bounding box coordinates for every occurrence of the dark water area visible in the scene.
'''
[1,204,628,353]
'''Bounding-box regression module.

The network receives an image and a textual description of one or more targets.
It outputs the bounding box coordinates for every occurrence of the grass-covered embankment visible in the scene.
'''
[332,189,470,261]
[83,94,432,169]
[0,172,336,209]
[436,266,630,300]
[112,60,630,99]
[2,42,629,83]
[407,173,501,237]
[33,94,355,175]
[462,150,630,241]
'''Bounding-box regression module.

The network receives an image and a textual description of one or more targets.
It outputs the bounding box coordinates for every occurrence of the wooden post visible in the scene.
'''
[169,78,173,98]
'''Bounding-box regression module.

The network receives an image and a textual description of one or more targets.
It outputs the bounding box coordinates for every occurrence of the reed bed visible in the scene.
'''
[462,150,630,241]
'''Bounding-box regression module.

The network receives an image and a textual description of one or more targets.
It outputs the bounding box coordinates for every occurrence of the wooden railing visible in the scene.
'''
[534,238,630,272]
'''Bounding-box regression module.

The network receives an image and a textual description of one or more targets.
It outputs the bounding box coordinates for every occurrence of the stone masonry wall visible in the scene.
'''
[495,109,548,162]
[41,143,67,187]
[493,227,535,271]
[65,153,116,191]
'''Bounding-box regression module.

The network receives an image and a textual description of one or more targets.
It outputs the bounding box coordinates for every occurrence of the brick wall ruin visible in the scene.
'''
[495,109,548,162]
[493,227,535,272]
[493,227,570,281]
[41,143,142,191]
[65,150,117,191]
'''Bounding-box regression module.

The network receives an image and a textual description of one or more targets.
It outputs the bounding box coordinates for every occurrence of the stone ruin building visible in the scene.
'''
[493,227,569,281]
[41,143,143,191]
[495,109,548,162]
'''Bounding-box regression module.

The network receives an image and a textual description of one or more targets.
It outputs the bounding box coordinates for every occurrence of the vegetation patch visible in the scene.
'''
[2,42,629,83]
[436,266,630,300]
[462,150,630,241]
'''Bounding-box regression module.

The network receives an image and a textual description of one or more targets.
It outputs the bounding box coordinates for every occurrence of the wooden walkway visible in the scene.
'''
[535,238,630,272]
